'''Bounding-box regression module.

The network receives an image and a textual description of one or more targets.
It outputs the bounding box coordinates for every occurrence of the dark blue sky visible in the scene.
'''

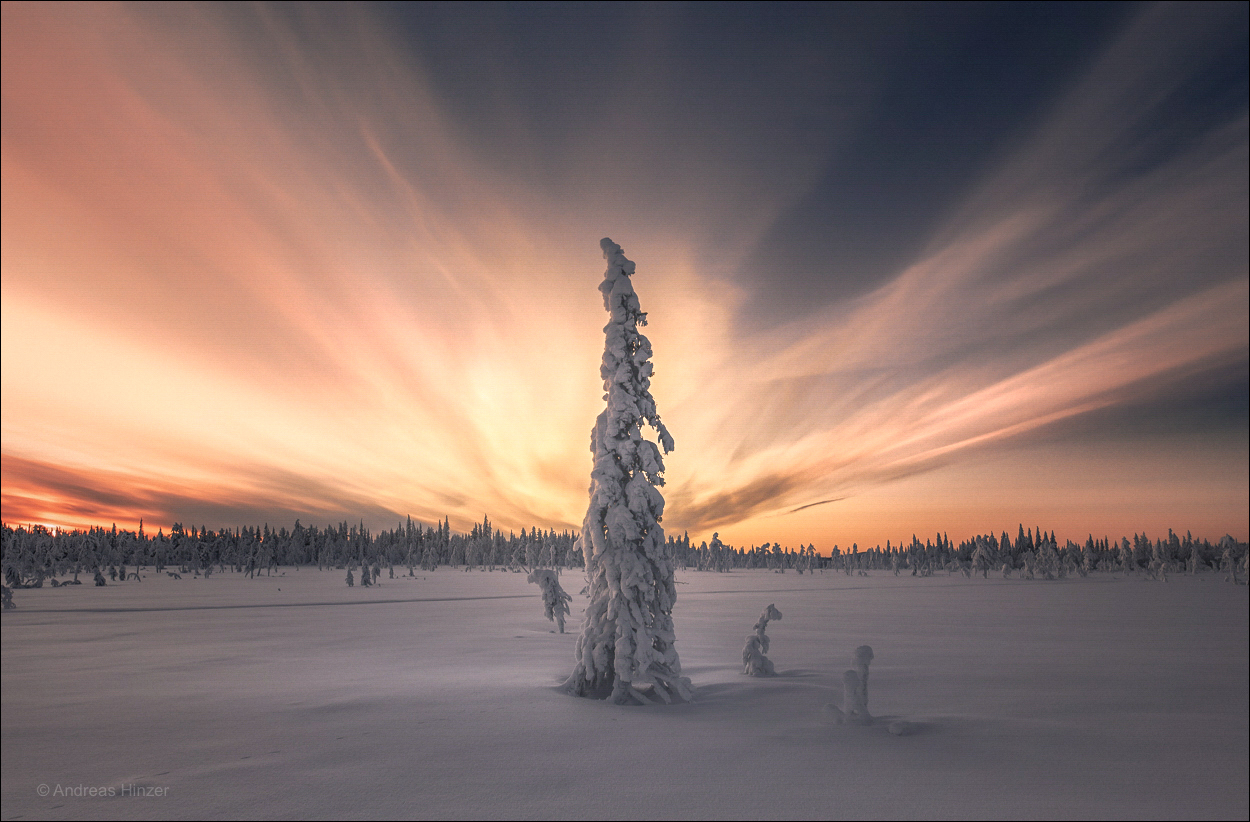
[381,1,1244,320]
[378,0,1249,450]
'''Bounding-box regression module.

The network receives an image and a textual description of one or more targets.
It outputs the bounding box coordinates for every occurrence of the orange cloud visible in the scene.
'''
[3,4,1246,549]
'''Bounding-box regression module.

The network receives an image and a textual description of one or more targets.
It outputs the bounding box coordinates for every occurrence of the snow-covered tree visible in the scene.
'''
[742,604,783,676]
[852,645,873,709]
[1036,537,1060,580]
[1187,544,1202,575]
[564,238,693,705]
[709,532,728,573]
[827,645,875,725]
[528,569,572,633]
[1220,545,1238,583]
[971,538,994,578]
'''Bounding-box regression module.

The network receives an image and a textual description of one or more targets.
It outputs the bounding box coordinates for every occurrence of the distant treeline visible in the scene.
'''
[685,527,1246,579]
[1,517,1246,588]
[2,516,580,586]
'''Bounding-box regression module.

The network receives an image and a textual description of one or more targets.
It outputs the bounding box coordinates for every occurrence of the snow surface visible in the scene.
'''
[2,568,1247,820]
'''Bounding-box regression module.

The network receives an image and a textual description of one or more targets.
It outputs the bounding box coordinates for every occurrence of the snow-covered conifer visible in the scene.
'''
[564,239,692,705]
[1220,546,1237,583]
[742,604,783,676]
[1037,538,1060,580]
[852,645,874,710]
[841,669,871,723]
[1120,538,1134,574]
[825,670,871,725]
[709,532,725,572]
[827,647,875,725]
[971,538,994,578]
[822,646,874,725]
[1187,545,1202,575]
[345,568,354,587]
[528,569,572,633]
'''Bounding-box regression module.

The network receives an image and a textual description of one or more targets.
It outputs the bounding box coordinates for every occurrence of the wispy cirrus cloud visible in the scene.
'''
[2,3,1245,546]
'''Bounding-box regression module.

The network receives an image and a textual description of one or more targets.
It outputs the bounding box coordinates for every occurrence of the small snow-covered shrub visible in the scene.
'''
[2,585,14,609]
[852,645,873,709]
[825,670,871,726]
[742,604,782,676]
[823,645,873,725]
[345,568,354,587]
[841,669,871,723]
[94,569,107,586]
[528,569,572,633]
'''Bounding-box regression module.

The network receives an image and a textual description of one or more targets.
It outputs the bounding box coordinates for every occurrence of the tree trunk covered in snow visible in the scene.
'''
[564,238,693,705]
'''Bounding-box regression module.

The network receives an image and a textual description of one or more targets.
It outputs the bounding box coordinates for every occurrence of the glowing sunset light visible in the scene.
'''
[2,3,1246,550]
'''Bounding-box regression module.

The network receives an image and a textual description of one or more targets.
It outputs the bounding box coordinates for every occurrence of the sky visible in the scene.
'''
[2,2,1247,550]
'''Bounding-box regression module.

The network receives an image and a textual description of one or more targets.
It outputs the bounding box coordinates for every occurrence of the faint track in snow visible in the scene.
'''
[682,587,877,596]
[8,593,538,614]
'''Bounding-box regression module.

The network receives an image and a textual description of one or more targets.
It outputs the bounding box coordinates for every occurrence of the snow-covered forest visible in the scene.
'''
[3,518,1246,594]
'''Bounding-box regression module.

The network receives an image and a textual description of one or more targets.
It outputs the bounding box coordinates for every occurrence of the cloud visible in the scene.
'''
[2,3,1245,546]
[790,499,843,514]
[656,4,1247,539]
[0,454,403,531]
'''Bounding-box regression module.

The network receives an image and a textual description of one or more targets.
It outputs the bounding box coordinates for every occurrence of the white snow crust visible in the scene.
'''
[2,568,1247,819]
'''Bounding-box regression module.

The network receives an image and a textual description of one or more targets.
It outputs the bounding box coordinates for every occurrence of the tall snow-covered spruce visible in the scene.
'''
[563,238,693,705]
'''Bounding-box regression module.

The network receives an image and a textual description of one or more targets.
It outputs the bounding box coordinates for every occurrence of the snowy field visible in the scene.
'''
[2,567,1247,820]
